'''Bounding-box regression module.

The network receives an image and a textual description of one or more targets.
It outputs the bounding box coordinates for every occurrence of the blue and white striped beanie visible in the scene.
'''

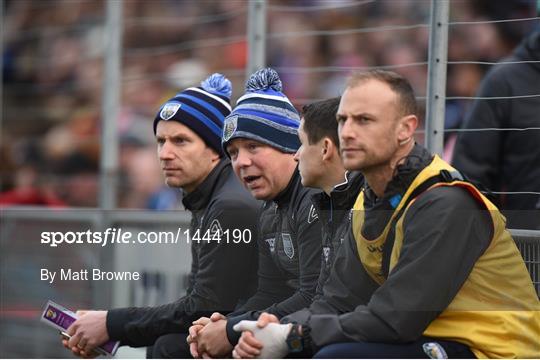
[222,68,301,156]
[153,73,232,157]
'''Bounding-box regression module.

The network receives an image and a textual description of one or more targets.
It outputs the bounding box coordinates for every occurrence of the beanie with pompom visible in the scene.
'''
[153,73,232,156]
[221,68,300,156]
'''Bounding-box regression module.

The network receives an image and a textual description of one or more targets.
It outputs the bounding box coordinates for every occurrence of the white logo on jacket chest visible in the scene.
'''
[282,233,295,259]
[323,246,331,264]
[307,205,318,224]
[265,238,276,252]
[208,219,222,238]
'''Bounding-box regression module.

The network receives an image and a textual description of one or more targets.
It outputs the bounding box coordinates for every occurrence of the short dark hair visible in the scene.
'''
[346,69,417,117]
[301,97,341,148]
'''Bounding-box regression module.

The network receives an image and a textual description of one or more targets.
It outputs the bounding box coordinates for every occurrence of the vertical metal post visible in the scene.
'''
[0,0,4,179]
[246,0,267,79]
[99,0,123,210]
[425,0,449,156]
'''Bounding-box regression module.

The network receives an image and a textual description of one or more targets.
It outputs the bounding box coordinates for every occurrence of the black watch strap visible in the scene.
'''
[286,324,303,353]
[300,324,313,353]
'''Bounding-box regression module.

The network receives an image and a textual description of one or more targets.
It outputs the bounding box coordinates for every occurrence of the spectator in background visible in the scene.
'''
[0,141,66,207]
[54,152,99,207]
[0,165,65,207]
[452,27,540,230]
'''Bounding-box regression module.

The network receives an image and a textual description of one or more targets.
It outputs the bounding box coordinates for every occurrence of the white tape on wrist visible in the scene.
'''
[234,320,291,359]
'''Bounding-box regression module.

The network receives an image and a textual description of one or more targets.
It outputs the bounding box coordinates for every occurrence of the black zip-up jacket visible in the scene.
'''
[452,30,540,229]
[283,144,493,353]
[106,159,260,347]
[225,168,322,344]
[311,171,364,296]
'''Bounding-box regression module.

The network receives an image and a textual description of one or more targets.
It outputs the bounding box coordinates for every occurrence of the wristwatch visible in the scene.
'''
[286,323,312,353]
[285,324,304,353]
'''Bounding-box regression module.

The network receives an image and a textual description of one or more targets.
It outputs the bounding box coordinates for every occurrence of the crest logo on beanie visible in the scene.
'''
[223,115,238,142]
[160,103,182,121]
[221,68,301,157]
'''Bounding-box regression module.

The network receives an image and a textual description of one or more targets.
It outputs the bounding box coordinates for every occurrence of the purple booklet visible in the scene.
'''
[41,300,119,356]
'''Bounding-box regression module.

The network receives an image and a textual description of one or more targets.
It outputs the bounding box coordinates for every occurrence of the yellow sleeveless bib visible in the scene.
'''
[352,155,540,358]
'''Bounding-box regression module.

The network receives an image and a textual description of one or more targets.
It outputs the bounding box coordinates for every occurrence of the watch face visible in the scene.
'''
[287,326,303,353]
[289,338,302,350]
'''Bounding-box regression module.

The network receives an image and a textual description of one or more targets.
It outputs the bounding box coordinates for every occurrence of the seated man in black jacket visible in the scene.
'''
[294,97,364,298]
[62,74,261,358]
[186,68,323,358]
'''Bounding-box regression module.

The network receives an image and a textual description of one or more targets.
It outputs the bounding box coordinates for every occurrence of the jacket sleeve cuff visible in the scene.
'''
[225,311,258,345]
[308,314,346,349]
[106,308,131,343]
[281,308,312,325]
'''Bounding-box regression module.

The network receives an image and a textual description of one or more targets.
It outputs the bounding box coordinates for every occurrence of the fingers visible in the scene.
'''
[67,331,82,350]
[189,324,204,341]
[62,328,98,358]
[201,352,212,359]
[256,312,279,328]
[70,344,83,358]
[235,332,261,359]
[71,348,83,358]
[66,322,77,336]
[234,341,258,359]
[233,320,258,333]
[62,338,82,358]
[76,310,88,317]
[210,312,225,322]
[189,341,200,359]
[62,337,81,358]
[240,331,263,349]
[236,331,262,358]
[77,338,88,351]
[193,317,211,326]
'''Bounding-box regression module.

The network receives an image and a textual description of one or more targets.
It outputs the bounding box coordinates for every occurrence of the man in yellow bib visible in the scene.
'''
[231,70,540,359]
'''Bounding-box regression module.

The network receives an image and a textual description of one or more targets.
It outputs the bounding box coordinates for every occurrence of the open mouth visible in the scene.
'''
[243,175,261,185]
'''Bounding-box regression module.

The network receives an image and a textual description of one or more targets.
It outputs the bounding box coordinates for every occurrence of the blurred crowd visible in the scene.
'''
[1,0,537,209]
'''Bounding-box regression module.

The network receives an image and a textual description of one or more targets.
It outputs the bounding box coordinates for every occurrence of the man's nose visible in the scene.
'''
[339,118,354,141]
[235,149,252,168]
[158,141,174,160]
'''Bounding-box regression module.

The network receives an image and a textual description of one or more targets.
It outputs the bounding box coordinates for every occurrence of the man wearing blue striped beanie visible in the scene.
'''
[153,73,233,157]
[188,69,322,358]
[221,69,301,155]
[63,74,261,359]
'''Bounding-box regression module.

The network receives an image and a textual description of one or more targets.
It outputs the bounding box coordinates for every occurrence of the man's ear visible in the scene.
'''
[397,115,418,145]
[209,147,221,162]
[322,138,335,161]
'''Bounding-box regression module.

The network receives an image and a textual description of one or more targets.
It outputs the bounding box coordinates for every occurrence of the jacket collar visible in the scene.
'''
[182,158,230,211]
[311,171,364,211]
[273,166,301,207]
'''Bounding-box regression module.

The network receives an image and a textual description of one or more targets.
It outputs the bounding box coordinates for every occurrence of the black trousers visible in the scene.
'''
[147,333,192,359]
[313,337,476,359]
